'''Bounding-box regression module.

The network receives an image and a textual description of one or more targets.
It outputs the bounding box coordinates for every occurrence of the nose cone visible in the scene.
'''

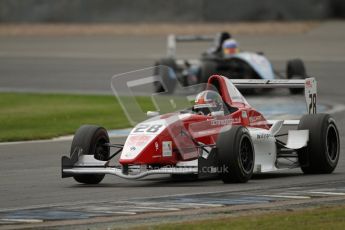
[119,113,202,165]
[119,117,180,165]
[121,134,158,161]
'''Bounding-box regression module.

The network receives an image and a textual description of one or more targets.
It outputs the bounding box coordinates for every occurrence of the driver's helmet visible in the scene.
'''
[194,90,223,115]
[222,38,239,55]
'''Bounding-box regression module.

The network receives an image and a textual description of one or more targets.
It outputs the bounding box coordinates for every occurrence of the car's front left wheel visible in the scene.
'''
[217,126,254,183]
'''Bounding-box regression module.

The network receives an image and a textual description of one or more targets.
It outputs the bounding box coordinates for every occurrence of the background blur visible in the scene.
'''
[0,0,345,23]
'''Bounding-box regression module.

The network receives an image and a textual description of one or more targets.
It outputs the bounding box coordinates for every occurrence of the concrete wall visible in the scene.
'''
[0,0,344,23]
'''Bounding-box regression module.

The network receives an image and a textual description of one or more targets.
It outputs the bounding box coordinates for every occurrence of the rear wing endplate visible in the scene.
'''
[231,78,317,114]
[167,34,214,57]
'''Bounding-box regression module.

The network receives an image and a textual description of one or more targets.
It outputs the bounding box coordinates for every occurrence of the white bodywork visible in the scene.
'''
[248,127,277,173]
[175,123,309,174]
[229,52,275,80]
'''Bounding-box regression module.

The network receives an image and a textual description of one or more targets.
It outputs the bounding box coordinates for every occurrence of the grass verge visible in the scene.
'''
[132,205,345,230]
[0,92,154,142]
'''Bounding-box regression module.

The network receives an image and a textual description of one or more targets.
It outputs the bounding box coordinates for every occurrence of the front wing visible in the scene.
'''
[62,154,198,180]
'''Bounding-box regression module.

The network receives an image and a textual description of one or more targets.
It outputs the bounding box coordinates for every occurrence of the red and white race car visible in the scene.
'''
[62,75,340,184]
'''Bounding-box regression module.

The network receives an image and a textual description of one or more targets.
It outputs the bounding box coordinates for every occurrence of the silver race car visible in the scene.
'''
[154,32,306,94]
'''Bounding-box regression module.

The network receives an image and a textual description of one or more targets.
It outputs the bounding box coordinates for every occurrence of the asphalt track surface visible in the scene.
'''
[0,21,345,227]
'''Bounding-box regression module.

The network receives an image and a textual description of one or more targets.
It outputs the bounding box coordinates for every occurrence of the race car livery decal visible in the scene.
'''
[132,124,164,134]
[256,133,272,140]
[210,117,241,126]
[122,134,157,160]
[305,78,317,114]
[122,119,167,160]
[126,135,152,146]
[162,141,173,157]
[155,141,159,151]
[249,115,267,127]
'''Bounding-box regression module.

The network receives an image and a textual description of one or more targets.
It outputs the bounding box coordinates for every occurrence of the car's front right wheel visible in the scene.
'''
[70,125,110,184]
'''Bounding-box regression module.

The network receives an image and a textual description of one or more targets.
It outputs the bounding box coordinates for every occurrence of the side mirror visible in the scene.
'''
[147,111,160,118]
[211,111,224,117]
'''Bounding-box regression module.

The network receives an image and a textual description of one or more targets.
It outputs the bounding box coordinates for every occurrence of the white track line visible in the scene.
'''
[128,206,180,211]
[0,129,130,146]
[260,195,310,199]
[0,218,43,223]
[309,191,345,196]
[108,211,137,215]
[0,139,65,146]
[175,202,224,207]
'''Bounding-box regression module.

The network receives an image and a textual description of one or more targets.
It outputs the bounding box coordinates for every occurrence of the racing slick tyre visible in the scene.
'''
[287,59,306,94]
[297,114,340,174]
[217,126,254,183]
[70,125,110,184]
[199,60,217,84]
[154,58,178,93]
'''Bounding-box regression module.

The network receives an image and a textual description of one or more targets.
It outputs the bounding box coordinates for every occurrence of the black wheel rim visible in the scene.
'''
[94,136,109,161]
[239,136,254,173]
[326,124,338,162]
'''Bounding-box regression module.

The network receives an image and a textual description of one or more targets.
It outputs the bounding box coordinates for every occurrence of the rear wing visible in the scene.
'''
[167,34,214,57]
[231,78,317,114]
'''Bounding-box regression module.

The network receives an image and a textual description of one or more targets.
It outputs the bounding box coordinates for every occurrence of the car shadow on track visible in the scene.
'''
[252,172,303,180]
[68,172,304,188]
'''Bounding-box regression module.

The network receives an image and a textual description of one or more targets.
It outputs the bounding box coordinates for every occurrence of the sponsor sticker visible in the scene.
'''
[210,117,241,126]
[126,135,151,146]
[305,78,317,114]
[306,79,312,88]
[130,146,136,151]
[256,133,272,140]
[155,141,159,151]
[249,115,264,125]
[162,141,172,157]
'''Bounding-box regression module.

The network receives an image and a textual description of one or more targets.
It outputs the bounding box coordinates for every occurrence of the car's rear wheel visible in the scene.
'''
[199,60,217,84]
[217,126,254,183]
[297,114,340,174]
[70,125,110,184]
[287,59,306,94]
[153,58,178,93]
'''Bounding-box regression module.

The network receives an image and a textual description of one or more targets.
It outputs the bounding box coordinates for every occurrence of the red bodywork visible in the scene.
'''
[119,75,269,166]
